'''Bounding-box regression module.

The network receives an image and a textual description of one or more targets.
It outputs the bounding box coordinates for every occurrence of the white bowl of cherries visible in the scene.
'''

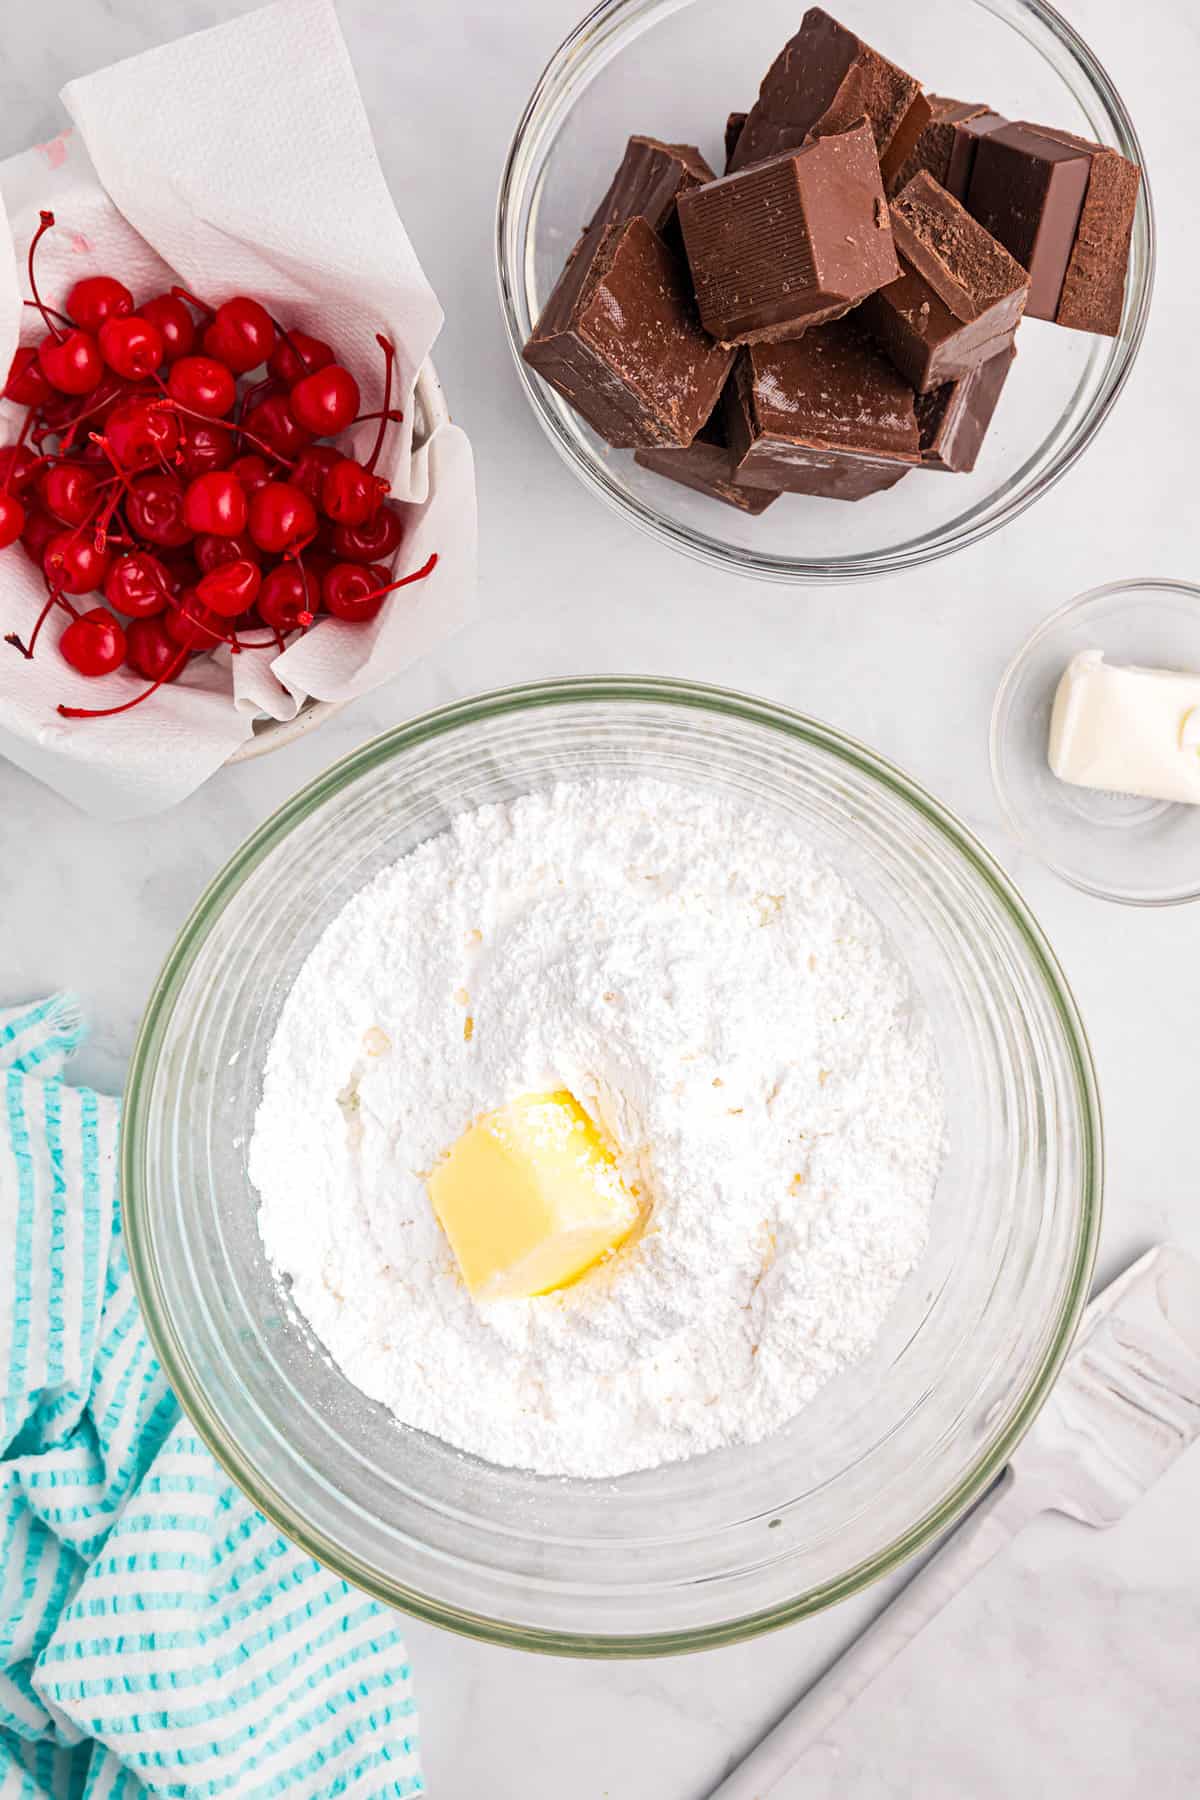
[0,209,444,758]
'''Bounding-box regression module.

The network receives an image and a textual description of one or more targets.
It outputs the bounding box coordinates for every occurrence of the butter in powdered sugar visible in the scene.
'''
[1048,649,1200,806]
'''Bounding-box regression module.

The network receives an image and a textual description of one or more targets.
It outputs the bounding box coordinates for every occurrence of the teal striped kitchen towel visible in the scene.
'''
[0,995,423,1800]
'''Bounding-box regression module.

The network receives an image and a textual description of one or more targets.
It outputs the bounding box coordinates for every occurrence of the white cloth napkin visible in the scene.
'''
[0,0,476,820]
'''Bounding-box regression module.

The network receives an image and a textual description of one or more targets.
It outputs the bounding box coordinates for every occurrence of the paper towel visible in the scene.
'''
[0,0,476,820]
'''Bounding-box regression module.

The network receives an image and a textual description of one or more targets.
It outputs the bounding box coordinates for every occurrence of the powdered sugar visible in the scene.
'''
[251,779,944,1478]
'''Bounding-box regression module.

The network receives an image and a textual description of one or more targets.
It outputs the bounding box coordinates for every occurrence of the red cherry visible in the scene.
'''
[165,590,224,650]
[247,481,316,555]
[0,446,40,494]
[228,453,272,496]
[37,329,104,396]
[105,550,175,618]
[175,419,235,481]
[139,294,196,363]
[126,614,185,680]
[105,399,181,473]
[202,297,276,374]
[59,606,125,676]
[196,557,262,618]
[321,456,387,527]
[267,329,333,385]
[241,391,312,459]
[183,470,247,537]
[289,363,360,436]
[98,315,164,381]
[41,463,100,527]
[168,355,237,419]
[5,346,51,407]
[157,549,201,585]
[194,530,260,574]
[125,472,193,548]
[44,531,113,595]
[0,492,26,550]
[257,562,320,632]
[70,369,138,435]
[20,506,60,567]
[321,551,439,622]
[321,561,391,622]
[330,502,405,565]
[67,275,134,333]
[22,211,101,397]
[292,443,341,505]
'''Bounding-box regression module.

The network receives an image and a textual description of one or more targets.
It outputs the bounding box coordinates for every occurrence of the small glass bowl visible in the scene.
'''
[991,580,1200,906]
[122,679,1101,1655]
[495,0,1153,583]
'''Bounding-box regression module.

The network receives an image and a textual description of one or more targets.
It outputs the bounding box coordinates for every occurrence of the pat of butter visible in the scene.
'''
[428,1091,638,1301]
[1048,649,1200,806]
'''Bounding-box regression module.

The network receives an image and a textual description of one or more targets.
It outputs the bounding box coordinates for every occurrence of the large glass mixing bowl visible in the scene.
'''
[123,680,1101,1654]
[496,0,1153,581]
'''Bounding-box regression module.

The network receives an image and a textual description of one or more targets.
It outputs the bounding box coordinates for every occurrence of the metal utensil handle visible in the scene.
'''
[705,1473,1031,1800]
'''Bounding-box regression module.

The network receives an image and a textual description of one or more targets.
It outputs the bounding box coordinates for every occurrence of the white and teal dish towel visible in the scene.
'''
[0,996,423,1800]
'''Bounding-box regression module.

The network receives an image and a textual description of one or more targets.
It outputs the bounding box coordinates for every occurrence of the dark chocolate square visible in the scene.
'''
[885,97,1007,198]
[729,6,922,173]
[724,319,918,500]
[1055,145,1140,337]
[587,135,716,243]
[916,344,1015,471]
[635,411,780,512]
[966,121,1092,319]
[678,122,898,345]
[522,216,734,449]
[860,171,1028,392]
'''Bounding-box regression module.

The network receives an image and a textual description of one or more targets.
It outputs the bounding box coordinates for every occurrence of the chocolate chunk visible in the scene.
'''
[724,112,748,172]
[724,318,918,499]
[966,121,1093,319]
[522,215,734,449]
[916,344,1015,471]
[1055,146,1140,336]
[885,97,1007,198]
[860,171,1028,392]
[678,122,898,346]
[587,134,716,241]
[635,410,780,512]
[878,93,934,193]
[729,7,922,173]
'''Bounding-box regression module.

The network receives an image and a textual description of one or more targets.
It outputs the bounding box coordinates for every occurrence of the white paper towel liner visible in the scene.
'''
[0,0,477,819]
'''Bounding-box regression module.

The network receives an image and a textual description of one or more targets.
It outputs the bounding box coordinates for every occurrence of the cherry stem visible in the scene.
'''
[147,386,292,469]
[170,284,215,323]
[5,585,77,660]
[58,644,190,719]
[90,435,138,499]
[1,412,39,496]
[237,374,275,426]
[27,212,63,343]
[364,335,397,475]
[23,297,73,330]
[348,551,438,610]
[46,383,126,453]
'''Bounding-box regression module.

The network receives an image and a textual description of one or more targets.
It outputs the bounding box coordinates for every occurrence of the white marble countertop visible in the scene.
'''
[1,1,1197,1794]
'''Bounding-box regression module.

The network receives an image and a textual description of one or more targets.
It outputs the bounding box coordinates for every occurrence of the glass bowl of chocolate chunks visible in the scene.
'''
[497,0,1153,581]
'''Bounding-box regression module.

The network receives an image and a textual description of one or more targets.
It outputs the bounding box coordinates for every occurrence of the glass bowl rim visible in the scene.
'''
[493,0,1156,585]
[990,577,1200,908]
[122,675,1103,1655]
